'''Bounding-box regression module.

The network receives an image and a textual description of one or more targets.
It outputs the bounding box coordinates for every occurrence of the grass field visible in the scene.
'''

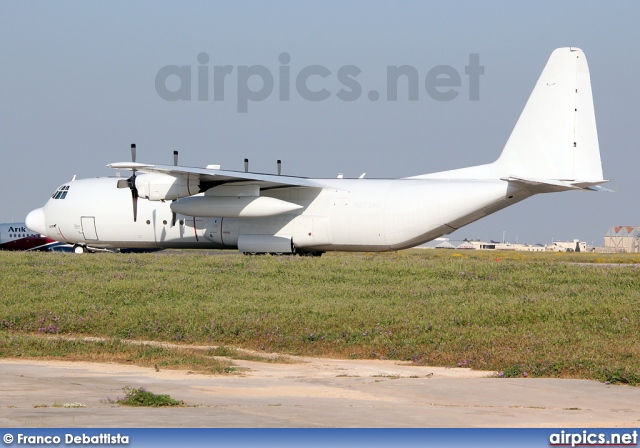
[0,249,639,384]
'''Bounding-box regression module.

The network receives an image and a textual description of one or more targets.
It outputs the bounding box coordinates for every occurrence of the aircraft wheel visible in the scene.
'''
[299,251,322,257]
[304,251,323,257]
[73,244,85,254]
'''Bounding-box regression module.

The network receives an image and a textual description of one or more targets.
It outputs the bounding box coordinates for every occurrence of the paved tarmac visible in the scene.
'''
[1,356,639,428]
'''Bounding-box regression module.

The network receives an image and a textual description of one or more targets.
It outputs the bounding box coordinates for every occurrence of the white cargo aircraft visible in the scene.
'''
[26,48,608,255]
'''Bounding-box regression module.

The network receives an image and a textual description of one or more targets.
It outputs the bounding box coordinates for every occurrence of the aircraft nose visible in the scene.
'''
[26,208,47,236]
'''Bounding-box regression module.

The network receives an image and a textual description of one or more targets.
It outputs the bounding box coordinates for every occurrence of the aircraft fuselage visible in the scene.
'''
[29,176,530,253]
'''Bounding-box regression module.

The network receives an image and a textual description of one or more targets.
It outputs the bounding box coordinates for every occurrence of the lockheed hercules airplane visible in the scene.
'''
[26,48,607,255]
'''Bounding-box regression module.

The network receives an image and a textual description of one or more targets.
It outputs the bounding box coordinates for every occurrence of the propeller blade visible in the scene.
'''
[131,188,138,222]
[116,144,140,222]
[127,174,139,222]
[171,211,177,227]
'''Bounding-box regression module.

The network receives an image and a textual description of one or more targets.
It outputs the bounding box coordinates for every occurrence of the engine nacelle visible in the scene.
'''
[135,173,201,201]
[171,195,303,218]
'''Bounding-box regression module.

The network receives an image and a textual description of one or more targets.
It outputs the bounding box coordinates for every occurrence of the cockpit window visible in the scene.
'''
[51,185,70,199]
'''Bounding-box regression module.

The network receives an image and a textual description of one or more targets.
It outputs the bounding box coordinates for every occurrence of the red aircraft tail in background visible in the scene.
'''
[0,222,58,251]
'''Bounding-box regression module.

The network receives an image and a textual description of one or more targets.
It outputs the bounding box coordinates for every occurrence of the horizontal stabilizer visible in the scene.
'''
[570,180,611,190]
[503,176,610,193]
[502,177,579,193]
[584,184,615,192]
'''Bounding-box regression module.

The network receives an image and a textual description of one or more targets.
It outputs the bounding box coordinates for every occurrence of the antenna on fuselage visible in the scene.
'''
[244,158,249,173]
[277,160,281,175]
[170,150,179,227]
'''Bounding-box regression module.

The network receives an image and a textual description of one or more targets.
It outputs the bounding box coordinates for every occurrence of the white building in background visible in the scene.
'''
[417,237,594,252]
[416,238,547,251]
[469,241,547,251]
[546,239,587,252]
[604,226,640,253]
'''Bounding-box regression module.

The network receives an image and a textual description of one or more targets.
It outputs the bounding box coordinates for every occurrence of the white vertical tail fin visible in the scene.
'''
[495,47,604,183]
[413,47,607,189]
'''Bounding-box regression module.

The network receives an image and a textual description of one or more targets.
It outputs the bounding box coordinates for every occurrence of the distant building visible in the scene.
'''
[546,239,587,252]
[415,239,546,251]
[434,240,456,249]
[455,241,476,250]
[604,226,640,253]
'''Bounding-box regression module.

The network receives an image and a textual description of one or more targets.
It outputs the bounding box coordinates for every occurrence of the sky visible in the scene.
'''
[1,1,638,246]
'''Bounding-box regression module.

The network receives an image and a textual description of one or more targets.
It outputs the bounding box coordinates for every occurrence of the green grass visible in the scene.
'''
[0,334,236,374]
[0,250,638,384]
[109,386,184,407]
[206,345,297,363]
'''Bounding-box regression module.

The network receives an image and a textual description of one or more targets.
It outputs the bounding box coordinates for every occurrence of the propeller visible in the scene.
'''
[116,143,139,222]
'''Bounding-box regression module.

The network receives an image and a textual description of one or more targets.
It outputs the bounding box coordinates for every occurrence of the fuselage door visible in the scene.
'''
[81,216,99,241]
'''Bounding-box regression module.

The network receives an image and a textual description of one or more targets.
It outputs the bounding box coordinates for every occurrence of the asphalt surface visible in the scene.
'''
[1,356,639,428]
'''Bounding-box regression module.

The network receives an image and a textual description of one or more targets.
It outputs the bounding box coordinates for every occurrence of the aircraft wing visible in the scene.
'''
[107,162,327,189]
